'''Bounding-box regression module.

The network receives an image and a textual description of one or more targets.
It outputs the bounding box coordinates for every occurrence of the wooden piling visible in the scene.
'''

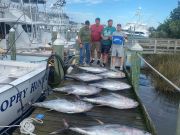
[177,103,180,135]
[9,28,16,60]
[129,42,143,92]
[52,32,65,85]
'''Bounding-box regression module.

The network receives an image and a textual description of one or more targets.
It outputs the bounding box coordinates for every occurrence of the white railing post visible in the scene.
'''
[174,40,177,53]
[154,40,157,54]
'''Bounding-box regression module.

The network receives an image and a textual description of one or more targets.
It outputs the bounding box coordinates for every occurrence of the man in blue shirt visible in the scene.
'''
[111,24,127,71]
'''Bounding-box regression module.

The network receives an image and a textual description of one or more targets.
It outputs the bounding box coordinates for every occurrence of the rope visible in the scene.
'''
[20,118,43,135]
[137,54,180,92]
[0,118,43,135]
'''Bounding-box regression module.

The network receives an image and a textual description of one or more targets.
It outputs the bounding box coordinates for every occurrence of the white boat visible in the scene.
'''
[123,7,150,39]
[0,0,78,56]
[0,60,48,134]
[123,22,150,38]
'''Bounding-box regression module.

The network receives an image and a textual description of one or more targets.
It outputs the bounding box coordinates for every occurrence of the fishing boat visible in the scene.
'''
[123,7,150,39]
[0,60,48,134]
[0,0,78,57]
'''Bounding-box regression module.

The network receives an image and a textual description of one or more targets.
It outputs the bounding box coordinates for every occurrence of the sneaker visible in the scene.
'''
[79,63,84,67]
[90,59,95,64]
[100,63,105,67]
[83,63,90,67]
[97,60,100,65]
[120,66,123,71]
[110,67,118,72]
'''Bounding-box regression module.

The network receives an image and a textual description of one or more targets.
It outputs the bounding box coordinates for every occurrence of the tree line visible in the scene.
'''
[149,2,180,39]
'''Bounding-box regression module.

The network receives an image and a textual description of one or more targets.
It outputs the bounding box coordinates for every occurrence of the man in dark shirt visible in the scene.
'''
[78,20,91,66]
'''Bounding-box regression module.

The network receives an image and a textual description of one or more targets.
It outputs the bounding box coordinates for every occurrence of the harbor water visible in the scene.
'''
[139,74,180,135]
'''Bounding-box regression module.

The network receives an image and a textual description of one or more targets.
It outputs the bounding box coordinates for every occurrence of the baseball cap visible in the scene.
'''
[85,20,90,25]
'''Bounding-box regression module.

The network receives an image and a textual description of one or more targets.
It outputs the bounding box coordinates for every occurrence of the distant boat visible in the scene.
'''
[0,60,48,134]
[123,7,150,39]
[123,22,150,39]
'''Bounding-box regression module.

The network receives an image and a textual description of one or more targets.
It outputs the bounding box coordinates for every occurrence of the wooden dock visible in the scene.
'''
[13,68,153,135]
[137,38,180,54]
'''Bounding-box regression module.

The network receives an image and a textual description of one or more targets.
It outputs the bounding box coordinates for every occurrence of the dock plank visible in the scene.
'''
[13,70,149,135]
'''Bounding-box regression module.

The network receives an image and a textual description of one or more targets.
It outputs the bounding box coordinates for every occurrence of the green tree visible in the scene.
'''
[170,6,180,20]
[151,2,180,39]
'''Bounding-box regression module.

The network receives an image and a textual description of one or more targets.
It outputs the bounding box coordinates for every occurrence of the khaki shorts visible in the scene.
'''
[111,45,124,57]
[91,41,101,53]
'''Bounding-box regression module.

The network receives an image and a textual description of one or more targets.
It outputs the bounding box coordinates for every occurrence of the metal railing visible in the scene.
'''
[137,53,180,92]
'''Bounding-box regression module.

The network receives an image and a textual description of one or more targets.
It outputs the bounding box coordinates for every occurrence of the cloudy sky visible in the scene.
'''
[47,0,179,27]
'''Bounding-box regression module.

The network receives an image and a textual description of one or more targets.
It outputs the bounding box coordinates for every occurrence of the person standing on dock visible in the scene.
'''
[90,18,104,65]
[78,20,91,66]
[111,24,127,71]
[101,19,116,67]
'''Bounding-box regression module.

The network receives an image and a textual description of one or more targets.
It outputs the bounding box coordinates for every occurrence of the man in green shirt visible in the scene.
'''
[101,19,116,67]
[78,20,91,66]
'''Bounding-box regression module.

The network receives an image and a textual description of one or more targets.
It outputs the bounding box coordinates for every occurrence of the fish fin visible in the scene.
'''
[74,94,80,100]
[95,104,104,107]
[53,95,60,99]
[94,118,104,125]
[45,109,54,112]
[65,93,71,95]
[49,119,70,134]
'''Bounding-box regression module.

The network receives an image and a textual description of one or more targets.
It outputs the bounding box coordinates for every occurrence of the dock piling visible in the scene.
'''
[52,32,65,84]
[129,42,143,92]
[9,28,16,60]
[177,103,180,135]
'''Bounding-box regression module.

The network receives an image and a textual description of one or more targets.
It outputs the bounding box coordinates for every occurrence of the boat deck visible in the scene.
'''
[13,68,151,135]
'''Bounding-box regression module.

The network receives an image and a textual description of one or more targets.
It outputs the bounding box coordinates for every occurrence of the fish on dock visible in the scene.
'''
[66,73,103,82]
[53,85,102,96]
[98,71,126,79]
[50,120,151,135]
[32,99,93,114]
[78,66,108,73]
[90,80,131,91]
[82,93,139,109]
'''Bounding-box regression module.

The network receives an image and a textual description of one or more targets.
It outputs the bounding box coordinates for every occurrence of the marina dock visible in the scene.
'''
[13,68,152,135]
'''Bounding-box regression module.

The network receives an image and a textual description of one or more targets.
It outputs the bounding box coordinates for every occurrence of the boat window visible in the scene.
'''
[22,25,32,33]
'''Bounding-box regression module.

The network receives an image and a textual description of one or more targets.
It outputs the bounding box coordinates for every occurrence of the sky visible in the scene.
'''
[47,0,179,28]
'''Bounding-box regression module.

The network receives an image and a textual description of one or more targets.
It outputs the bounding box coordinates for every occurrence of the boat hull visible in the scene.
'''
[0,63,48,134]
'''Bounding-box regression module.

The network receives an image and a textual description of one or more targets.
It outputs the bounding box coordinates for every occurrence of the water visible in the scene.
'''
[2,55,48,63]
[139,74,180,135]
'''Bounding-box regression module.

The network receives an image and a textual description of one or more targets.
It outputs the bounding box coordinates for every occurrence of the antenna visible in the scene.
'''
[53,0,66,8]
[135,7,142,24]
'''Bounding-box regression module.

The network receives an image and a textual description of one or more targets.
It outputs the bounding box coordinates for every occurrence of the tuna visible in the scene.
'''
[32,99,93,114]
[78,66,108,74]
[82,93,139,109]
[90,80,131,91]
[53,85,102,96]
[98,71,126,79]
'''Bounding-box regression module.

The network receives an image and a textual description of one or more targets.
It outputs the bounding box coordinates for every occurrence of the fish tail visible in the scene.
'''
[49,119,70,134]
[63,119,70,128]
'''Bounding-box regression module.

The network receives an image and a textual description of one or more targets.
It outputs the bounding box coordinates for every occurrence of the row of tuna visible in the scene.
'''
[33,66,151,135]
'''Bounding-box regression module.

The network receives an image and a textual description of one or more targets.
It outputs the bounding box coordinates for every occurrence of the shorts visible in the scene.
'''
[111,45,124,57]
[91,41,101,52]
[101,45,111,54]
